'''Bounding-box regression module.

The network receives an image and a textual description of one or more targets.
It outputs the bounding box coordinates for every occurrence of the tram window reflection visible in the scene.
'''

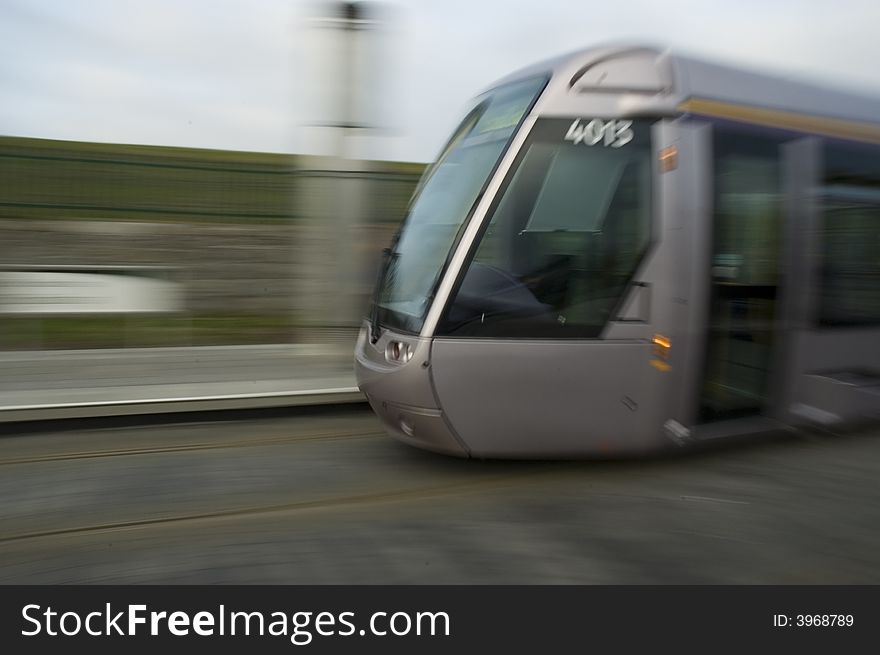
[819,142,880,327]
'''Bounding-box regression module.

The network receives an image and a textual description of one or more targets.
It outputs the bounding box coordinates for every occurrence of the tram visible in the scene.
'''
[355,44,880,457]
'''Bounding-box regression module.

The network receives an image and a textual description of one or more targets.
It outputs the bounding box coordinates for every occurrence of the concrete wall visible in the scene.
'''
[0,136,424,348]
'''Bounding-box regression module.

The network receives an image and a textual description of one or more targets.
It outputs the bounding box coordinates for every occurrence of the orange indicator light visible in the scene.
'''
[659,146,678,172]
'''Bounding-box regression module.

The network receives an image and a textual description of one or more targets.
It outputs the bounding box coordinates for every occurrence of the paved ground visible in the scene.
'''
[1,407,879,584]
[0,344,359,419]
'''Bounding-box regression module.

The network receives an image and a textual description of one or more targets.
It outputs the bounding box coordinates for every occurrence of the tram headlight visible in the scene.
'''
[385,340,414,364]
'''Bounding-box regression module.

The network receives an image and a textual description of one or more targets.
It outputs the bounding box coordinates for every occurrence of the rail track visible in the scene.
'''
[0,471,549,545]
[0,428,384,467]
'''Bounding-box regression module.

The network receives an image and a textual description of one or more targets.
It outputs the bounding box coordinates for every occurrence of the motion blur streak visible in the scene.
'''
[1,2,406,353]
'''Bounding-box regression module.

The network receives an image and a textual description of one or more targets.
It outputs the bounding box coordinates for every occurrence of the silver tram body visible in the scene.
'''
[355,44,880,458]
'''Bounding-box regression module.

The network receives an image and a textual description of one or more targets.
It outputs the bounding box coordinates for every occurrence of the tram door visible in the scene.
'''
[698,129,785,421]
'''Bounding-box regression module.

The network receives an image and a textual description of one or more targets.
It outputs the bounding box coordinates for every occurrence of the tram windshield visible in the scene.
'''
[439,118,653,338]
[373,76,548,335]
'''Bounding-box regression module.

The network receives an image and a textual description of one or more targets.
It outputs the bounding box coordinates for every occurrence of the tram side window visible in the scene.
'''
[713,133,782,287]
[819,142,880,327]
[439,119,653,338]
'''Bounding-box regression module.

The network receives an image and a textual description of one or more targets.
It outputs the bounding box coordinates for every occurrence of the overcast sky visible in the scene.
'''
[1,0,878,162]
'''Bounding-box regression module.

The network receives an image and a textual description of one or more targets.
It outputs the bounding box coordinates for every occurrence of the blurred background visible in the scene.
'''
[2,0,879,349]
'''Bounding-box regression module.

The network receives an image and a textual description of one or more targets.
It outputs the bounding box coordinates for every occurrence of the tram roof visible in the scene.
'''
[492,44,880,132]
